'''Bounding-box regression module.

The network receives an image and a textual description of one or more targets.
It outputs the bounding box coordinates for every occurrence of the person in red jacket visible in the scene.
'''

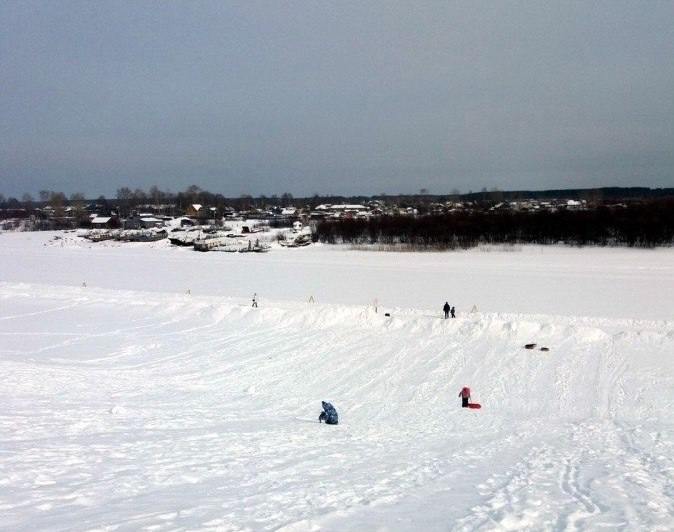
[459,386,471,408]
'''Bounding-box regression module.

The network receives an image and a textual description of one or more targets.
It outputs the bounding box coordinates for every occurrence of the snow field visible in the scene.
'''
[1,281,673,531]
[2,230,674,320]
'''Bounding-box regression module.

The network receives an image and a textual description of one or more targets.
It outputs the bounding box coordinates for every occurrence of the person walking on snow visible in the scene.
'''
[459,386,471,408]
[450,306,456,318]
[443,302,450,319]
[252,293,258,307]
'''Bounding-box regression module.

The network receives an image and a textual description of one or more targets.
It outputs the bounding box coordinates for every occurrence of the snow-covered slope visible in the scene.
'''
[1,278,673,531]
[1,232,673,530]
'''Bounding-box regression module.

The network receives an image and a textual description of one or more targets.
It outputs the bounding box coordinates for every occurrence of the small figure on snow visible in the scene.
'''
[318,401,339,425]
[450,306,456,319]
[459,386,471,408]
[252,293,258,308]
[443,301,450,319]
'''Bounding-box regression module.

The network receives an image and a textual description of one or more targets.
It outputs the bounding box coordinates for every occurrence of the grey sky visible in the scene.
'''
[2,1,673,198]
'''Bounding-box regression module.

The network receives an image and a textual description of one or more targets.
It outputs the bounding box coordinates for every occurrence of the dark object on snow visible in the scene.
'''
[524,343,537,349]
[384,312,391,317]
[443,302,450,319]
[450,306,456,318]
[318,401,338,425]
[540,347,550,352]
[459,386,471,408]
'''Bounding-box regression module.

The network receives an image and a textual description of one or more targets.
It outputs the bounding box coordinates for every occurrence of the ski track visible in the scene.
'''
[0,280,673,531]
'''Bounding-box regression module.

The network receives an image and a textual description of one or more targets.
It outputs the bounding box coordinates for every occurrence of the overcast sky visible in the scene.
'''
[1,1,673,198]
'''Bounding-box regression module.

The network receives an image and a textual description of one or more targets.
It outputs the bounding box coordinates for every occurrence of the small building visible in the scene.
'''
[124,215,164,229]
[185,204,204,218]
[566,200,584,210]
[140,217,164,229]
[91,216,118,229]
[332,204,367,212]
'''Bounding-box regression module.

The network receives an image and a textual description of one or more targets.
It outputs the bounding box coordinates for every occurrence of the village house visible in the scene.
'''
[185,204,207,220]
[124,214,165,229]
[91,215,119,229]
[565,199,585,210]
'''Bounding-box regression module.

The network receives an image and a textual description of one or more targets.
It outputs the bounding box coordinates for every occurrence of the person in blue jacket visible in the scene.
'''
[318,401,339,425]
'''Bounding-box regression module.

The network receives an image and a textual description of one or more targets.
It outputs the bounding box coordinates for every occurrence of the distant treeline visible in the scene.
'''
[461,186,674,202]
[315,199,674,248]
[2,186,673,211]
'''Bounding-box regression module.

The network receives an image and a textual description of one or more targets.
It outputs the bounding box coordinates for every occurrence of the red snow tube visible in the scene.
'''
[467,403,482,409]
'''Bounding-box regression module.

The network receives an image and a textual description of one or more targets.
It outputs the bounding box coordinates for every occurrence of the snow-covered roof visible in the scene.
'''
[140,217,162,222]
[332,204,367,210]
[165,217,193,228]
[191,204,203,211]
[91,216,112,224]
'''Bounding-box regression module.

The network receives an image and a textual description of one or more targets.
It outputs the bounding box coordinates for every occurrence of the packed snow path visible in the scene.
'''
[1,282,673,531]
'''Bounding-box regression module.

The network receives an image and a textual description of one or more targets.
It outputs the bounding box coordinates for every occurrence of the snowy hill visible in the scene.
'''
[0,232,673,530]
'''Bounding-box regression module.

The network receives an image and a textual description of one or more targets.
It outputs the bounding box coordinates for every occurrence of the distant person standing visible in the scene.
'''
[450,306,456,318]
[459,386,471,408]
[443,302,450,319]
[252,293,258,308]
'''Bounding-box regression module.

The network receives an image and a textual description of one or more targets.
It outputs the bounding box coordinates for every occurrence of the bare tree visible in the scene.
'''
[48,191,67,216]
[22,193,34,208]
[6,197,20,208]
[70,192,87,223]
[116,187,133,217]
[185,185,201,203]
[97,195,111,215]
[149,185,164,209]
[116,187,132,200]
[281,192,294,206]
